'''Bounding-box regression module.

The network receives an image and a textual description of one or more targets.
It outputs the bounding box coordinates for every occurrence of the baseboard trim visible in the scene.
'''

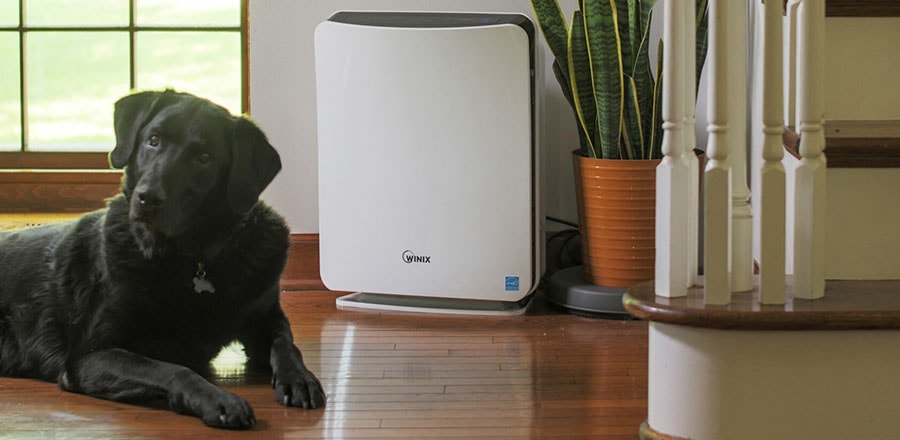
[282,233,326,291]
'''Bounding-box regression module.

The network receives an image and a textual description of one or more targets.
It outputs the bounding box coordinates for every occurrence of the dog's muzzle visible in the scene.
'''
[131,187,167,224]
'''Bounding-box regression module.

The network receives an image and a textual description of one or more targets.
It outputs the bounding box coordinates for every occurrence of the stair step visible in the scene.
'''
[827,0,900,17]
[784,119,900,168]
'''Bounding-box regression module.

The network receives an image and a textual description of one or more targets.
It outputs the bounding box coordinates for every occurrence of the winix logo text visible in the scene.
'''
[401,250,431,264]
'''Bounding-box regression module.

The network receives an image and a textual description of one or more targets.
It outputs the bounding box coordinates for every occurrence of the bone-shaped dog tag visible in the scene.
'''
[193,263,216,294]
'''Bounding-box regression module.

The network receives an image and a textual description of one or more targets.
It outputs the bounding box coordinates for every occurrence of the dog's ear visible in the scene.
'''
[110,91,165,168]
[228,117,282,214]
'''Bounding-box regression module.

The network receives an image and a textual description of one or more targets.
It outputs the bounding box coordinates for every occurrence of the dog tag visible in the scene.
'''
[193,263,216,294]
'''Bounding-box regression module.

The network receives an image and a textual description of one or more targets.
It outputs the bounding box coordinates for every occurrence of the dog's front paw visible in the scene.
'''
[169,377,256,430]
[273,370,326,409]
[197,391,256,430]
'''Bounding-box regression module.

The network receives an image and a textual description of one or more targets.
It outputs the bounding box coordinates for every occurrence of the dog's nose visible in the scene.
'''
[137,191,166,210]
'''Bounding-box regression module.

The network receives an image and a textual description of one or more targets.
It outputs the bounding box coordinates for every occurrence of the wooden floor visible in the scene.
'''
[0,290,649,439]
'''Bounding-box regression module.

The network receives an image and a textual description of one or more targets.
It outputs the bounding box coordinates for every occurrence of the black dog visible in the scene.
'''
[0,90,325,429]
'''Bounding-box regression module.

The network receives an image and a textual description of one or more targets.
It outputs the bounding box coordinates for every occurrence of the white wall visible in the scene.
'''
[250,0,583,233]
[819,15,900,279]
[824,18,900,121]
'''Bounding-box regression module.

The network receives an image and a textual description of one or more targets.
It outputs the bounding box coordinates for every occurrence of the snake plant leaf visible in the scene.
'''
[639,0,656,39]
[551,60,574,111]
[584,0,624,159]
[630,7,656,157]
[553,60,590,153]
[531,0,570,82]
[650,38,664,159]
[532,0,705,161]
[628,0,656,71]
[615,0,632,76]
[695,0,710,94]
[568,10,598,158]
[627,0,640,64]
[623,75,643,159]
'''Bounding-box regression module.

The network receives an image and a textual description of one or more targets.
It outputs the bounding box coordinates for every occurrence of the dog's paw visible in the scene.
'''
[200,392,256,430]
[168,371,256,430]
[273,370,326,409]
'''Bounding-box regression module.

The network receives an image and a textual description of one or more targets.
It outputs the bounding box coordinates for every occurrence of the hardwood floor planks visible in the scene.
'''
[0,290,649,438]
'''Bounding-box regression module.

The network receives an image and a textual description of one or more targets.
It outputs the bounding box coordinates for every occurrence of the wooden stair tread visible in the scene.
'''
[826,0,900,17]
[826,120,900,167]
[624,278,900,330]
[825,119,900,139]
[784,119,900,168]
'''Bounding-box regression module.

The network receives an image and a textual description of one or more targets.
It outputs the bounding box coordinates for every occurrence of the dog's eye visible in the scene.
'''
[147,135,160,147]
[197,153,211,165]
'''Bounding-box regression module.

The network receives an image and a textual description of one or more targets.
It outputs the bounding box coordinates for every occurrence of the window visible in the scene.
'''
[0,0,247,213]
[1,0,246,162]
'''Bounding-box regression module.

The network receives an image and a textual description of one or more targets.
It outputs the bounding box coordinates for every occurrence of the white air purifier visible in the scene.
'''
[315,11,541,315]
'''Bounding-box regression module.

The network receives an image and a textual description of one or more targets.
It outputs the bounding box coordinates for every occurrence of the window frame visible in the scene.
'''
[1,0,249,213]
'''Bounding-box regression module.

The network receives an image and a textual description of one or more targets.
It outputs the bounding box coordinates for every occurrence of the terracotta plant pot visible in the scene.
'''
[573,151,659,288]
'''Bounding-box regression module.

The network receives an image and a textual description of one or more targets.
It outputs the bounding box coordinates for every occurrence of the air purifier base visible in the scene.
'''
[336,292,533,316]
[545,266,630,318]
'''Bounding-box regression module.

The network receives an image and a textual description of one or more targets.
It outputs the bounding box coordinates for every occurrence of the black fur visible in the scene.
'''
[0,90,325,429]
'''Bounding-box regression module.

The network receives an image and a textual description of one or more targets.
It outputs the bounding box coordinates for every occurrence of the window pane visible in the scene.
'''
[26,32,129,151]
[136,0,239,27]
[0,33,21,152]
[25,0,128,27]
[0,1,18,27]
[135,32,240,114]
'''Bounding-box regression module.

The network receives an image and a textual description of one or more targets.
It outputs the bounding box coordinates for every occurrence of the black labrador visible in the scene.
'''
[0,90,325,429]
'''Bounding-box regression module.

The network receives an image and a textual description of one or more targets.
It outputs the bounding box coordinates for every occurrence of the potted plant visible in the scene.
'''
[532,0,708,290]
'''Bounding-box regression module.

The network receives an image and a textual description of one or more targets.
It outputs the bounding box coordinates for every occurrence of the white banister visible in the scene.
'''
[683,0,699,288]
[703,0,734,305]
[758,0,787,304]
[653,0,825,306]
[793,0,826,300]
[656,0,691,298]
[729,0,753,293]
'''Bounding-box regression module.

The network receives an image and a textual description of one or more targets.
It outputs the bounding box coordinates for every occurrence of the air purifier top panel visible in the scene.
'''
[316,12,539,302]
[326,11,534,32]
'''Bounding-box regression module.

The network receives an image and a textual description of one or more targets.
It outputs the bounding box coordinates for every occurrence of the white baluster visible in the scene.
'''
[793,0,826,300]
[784,0,801,130]
[703,0,733,305]
[656,0,690,298]
[730,0,753,293]
[758,0,787,304]
[683,0,699,288]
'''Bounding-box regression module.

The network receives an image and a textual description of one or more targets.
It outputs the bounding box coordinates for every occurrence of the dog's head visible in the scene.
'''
[110,90,281,241]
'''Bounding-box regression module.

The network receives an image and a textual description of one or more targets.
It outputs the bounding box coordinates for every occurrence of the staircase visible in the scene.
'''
[629,2,900,439]
[789,1,900,280]
[786,119,900,280]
